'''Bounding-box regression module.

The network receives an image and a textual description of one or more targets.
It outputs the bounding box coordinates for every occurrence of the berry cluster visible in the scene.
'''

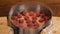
[12,11,49,29]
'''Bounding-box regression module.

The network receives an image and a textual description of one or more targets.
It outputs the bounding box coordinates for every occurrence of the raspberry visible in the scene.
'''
[13,20,19,27]
[34,22,39,28]
[32,19,36,23]
[40,14,45,18]
[22,11,26,16]
[29,11,34,16]
[36,12,40,17]
[24,15,29,20]
[39,18,44,22]
[32,15,37,20]
[27,22,33,28]
[18,14,22,18]
[19,19,24,23]
[13,16,18,20]
[13,20,17,24]
[26,19,31,23]
[19,23,23,28]
[45,20,48,23]
[44,16,49,20]
[44,20,48,25]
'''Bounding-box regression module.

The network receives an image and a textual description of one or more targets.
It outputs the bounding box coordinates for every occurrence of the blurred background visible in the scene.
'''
[0,0,60,17]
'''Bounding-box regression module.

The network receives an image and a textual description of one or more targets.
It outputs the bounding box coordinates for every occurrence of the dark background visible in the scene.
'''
[0,0,60,17]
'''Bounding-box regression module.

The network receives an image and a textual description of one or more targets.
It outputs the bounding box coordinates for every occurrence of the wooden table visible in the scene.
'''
[0,16,60,34]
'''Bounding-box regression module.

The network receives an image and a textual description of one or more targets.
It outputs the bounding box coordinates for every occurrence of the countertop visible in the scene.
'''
[0,16,60,34]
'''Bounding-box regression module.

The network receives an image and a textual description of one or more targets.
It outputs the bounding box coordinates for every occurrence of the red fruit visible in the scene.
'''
[13,20,18,24]
[18,14,22,18]
[32,19,36,23]
[40,14,45,18]
[45,20,48,23]
[32,15,37,20]
[44,20,48,25]
[39,18,44,22]
[26,19,31,23]
[29,11,34,16]
[19,19,24,23]
[22,11,26,16]
[13,16,18,20]
[24,15,29,20]
[13,20,19,26]
[34,22,39,28]
[27,22,33,27]
[19,23,23,28]
[36,12,40,17]
[44,16,49,20]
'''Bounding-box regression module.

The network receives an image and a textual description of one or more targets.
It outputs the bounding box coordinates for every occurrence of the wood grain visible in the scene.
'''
[0,17,13,34]
[52,17,60,34]
[0,0,60,16]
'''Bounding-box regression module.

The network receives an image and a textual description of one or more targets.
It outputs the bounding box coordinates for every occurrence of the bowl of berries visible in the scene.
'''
[9,2,52,34]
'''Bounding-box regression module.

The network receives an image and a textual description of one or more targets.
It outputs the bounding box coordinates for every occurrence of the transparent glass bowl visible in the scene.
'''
[9,3,52,34]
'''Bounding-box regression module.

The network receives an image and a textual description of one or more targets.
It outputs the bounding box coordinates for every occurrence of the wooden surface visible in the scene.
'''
[52,17,60,34]
[0,16,60,34]
[0,17,13,34]
[0,0,60,16]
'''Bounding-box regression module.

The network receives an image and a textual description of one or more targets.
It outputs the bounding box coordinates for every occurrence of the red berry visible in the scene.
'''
[36,12,40,17]
[32,19,36,23]
[19,23,23,28]
[18,14,22,18]
[39,18,44,22]
[27,22,33,28]
[13,16,18,20]
[22,11,26,16]
[40,14,45,18]
[29,11,34,16]
[26,19,31,23]
[24,15,29,20]
[34,22,39,28]
[19,19,24,23]
[13,20,18,24]
[32,15,37,23]
[13,20,19,26]
[32,15,37,20]
[45,20,48,23]
[44,16,49,20]
[44,20,48,25]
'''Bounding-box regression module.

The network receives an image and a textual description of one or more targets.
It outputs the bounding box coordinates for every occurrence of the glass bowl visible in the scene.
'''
[9,2,52,34]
